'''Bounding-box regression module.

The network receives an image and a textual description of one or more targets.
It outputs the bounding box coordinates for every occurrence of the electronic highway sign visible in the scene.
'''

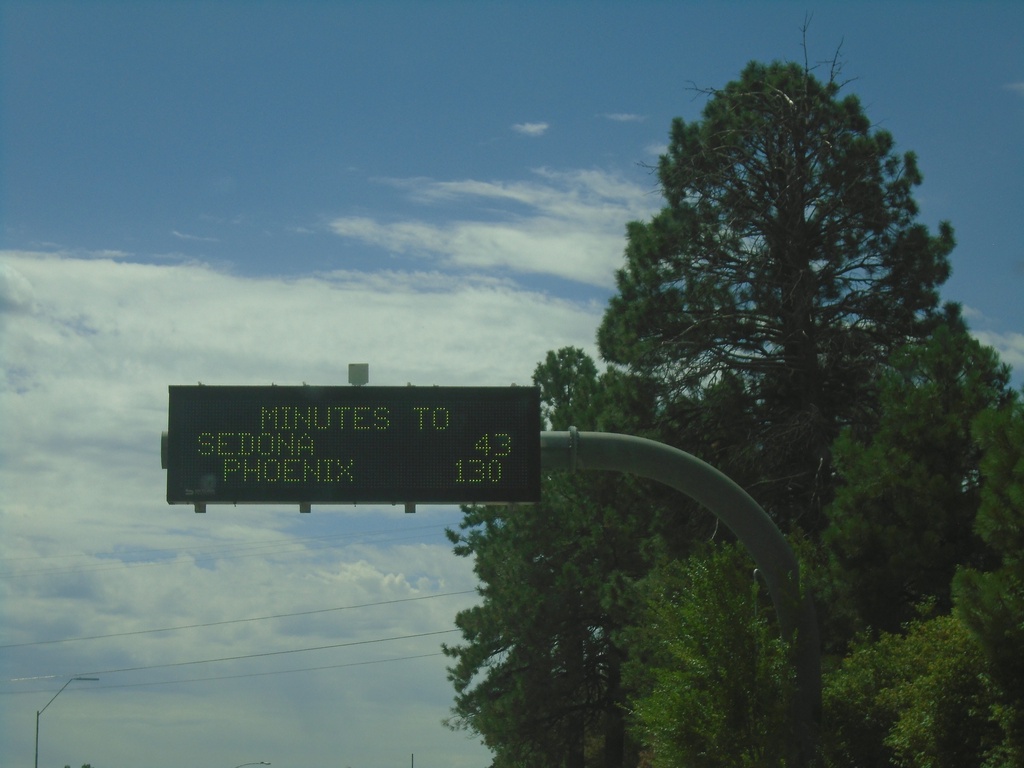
[164,385,541,505]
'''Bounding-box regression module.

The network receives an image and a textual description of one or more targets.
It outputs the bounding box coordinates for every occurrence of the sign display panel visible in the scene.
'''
[165,385,541,505]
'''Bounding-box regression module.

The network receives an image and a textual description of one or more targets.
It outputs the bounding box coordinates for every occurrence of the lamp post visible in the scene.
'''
[34,676,98,768]
[233,763,271,768]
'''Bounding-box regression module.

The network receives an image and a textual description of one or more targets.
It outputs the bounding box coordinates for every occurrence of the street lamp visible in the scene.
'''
[233,763,271,768]
[35,676,99,768]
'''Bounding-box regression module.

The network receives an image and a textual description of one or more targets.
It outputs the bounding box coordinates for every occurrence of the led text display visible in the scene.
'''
[165,385,541,504]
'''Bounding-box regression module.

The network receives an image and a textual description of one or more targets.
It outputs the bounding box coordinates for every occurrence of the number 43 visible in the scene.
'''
[474,433,511,456]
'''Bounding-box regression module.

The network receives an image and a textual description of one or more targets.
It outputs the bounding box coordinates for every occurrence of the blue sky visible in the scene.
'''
[2,2,1022,768]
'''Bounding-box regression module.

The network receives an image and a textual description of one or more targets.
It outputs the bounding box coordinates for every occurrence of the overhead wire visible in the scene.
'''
[0,523,448,562]
[2,528,475,696]
[76,652,448,691]
[0,523,454,578]
[3,628,460,688]
[2,652,451,695]
[77,628,460,677]
[0,589,477,649]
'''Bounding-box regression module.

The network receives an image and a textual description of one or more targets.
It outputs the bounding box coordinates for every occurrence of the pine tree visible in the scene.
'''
[821,324,1011,641]
[443,349,650,768]
[954,395,1024,763]
[597,58,954,533]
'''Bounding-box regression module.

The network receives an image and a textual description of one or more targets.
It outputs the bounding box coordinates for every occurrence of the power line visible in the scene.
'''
[2,652,448,695]
[0,525,453,578]
[108,652,447,689]
[4,628,459,684]
[0,524,449,563]
[0,590,477,649]
[78,628,461,677]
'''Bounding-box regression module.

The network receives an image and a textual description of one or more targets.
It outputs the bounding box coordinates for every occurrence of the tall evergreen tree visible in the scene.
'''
[954,395,1024,763]
[534,347,602,432]
[597,58,954,532]
[820,383,1020,767]
[447,55,968,767]
[821,324,1011,641]
[444,348,652,768]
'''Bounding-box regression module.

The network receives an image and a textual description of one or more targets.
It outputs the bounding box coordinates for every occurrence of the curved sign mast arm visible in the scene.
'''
[540,428,820,764]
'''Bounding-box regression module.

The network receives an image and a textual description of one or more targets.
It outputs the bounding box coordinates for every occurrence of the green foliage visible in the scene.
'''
[822,397,1023,767]
[821,614,1000,768]
[597,58,954,532]
[534,347,601,430]
[443,349,654,768]
[625,544,796,768]
[443,472,652,768]
[954,396,1024,764]
[445,52,993,768]
[821,324,1011,641]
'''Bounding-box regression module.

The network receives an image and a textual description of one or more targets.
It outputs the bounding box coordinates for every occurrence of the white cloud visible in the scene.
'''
[0,249,607,767]
[511,121,549,136]
[972,328,1024,379]
[172,229,220,242]
[329,216,448,256]
[89,248,133,259]
[963,306,1023,382]
[1003,82,1024,98]
[330,168,659,287]
[645,141,668,157]
[602,112,646,122]
[0,250,603,415]
[0,262,36,314]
